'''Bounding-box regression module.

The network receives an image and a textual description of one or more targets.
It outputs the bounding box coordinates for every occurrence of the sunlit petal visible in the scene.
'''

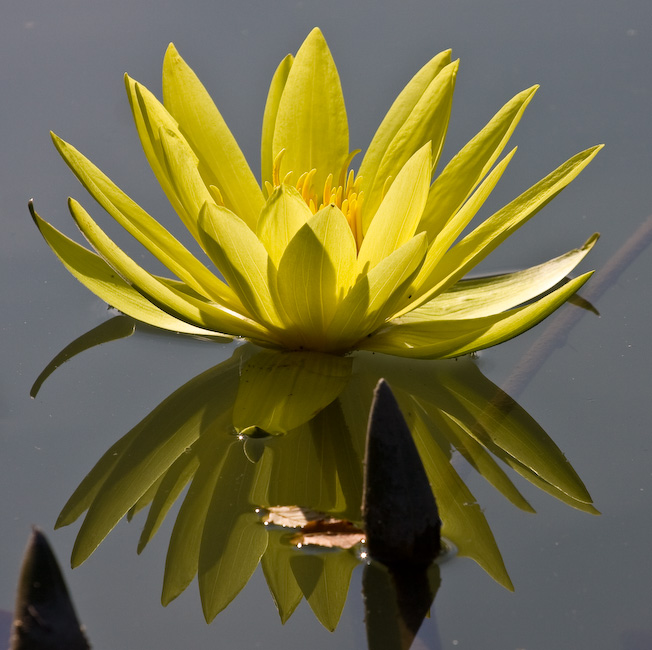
[360,56,457,227]
[327,233,428,349]
[276,205,357,346]
[67,198,270,339]
[356,143,431,274]
[198,202,283,330]
[163,44,265,229]
[257,184,311,267]
[273,28,349,192]
[362,272,592,358]
[261,54,294,188]
[420,86,538,239]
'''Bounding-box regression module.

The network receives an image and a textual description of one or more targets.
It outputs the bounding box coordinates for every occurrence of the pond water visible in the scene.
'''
[2,1,652,649]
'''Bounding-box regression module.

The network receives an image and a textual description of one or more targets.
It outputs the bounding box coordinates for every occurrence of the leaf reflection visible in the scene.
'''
[46,342,595,629]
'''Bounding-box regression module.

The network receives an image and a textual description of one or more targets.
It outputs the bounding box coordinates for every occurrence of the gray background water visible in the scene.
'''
[2,0,651,648]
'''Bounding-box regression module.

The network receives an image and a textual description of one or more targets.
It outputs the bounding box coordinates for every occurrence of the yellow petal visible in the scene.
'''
[327,232,428,349]
[361,272,593,358]
[421,145,603,302]
[124,76,193,233]
[256,184,311,268]
[356,143,431,275]
[359,57,457,227]
[419,86,538,237]
[51,132,242,310]
[30,203,221,337]
[273,28,349,193]
[163,44,265,229]
[261,54,294,189]
[67,197,270,339]
[198,202,283,330]
[276,205,357,347]
[397,147,517,314]
[409,234,598,320]
[158,126,216,242]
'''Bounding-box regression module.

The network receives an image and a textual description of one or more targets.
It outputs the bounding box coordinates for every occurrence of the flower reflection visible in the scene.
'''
[43,337,595,629]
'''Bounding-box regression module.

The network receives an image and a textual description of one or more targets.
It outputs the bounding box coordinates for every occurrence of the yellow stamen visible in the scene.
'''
[266,149,382,251]
[323,173,333,207]
[272,149,285,187]
[381,175,393,200]
[209,185,225,206]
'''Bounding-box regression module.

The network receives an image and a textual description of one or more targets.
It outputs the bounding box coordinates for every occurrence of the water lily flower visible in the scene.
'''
[31,28,601,358]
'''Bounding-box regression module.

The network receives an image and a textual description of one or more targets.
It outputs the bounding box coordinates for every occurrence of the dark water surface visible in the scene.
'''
[2,1,651,648]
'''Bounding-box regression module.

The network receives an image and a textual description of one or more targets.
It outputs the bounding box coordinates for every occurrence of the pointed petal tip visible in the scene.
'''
[302,26,329,50]
[585,232,600,249]
[163,42,183,66]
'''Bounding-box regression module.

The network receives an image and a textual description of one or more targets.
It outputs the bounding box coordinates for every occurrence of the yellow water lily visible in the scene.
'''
[31,28,601,358]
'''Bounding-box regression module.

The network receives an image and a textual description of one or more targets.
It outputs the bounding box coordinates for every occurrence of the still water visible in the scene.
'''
[2,1,652,648]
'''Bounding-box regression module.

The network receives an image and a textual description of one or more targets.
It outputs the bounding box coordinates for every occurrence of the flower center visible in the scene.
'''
[266,150,365,250]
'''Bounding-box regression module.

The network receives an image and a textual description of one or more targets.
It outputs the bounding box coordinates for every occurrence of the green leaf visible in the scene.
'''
[360,57,457,227]
[163,44,265,229]
[273,28,349,193]
[261,54,294,189]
